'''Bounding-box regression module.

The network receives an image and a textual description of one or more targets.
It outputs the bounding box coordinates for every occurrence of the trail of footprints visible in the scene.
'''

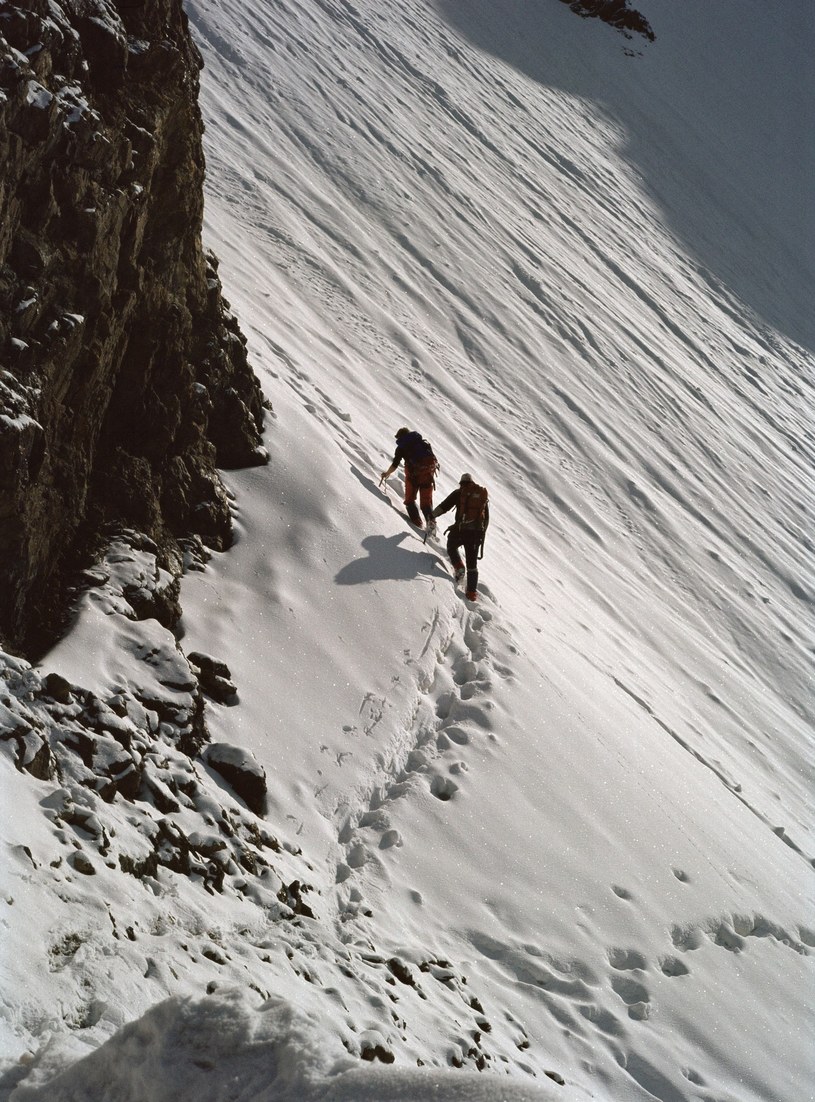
[327,574,813,1082]
[333,593,506,908]
[468,903,812,1090]
[600,905,811,1031]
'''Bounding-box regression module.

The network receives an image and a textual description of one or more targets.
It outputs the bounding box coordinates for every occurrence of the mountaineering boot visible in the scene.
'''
[453,565,465,583]
[466,569,478,602]
[422,507,437,537]
[406,502,423,526]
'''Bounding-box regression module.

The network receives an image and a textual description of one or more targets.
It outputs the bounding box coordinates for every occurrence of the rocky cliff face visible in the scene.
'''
[0,0,267,654]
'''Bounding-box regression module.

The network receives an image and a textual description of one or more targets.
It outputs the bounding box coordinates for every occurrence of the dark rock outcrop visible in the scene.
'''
[0,0,268,654]
[559,0,655,42]
[188,651,238,705]
[206,742,268,816]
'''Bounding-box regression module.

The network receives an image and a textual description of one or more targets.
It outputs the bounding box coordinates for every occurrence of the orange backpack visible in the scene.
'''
[457,482,488,530]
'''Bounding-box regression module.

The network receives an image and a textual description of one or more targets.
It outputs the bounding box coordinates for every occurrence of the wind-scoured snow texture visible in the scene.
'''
[2,0,814,1100]
[0,0,267,653]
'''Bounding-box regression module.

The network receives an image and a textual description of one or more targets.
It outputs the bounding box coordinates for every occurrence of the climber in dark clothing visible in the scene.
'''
[380,427,439,530]
[433,473,489,602]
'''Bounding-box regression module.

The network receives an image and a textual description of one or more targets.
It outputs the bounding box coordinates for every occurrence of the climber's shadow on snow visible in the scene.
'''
[335,533,446,585]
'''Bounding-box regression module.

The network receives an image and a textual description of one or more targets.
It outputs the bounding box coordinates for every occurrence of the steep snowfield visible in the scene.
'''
[2,1,813,1100]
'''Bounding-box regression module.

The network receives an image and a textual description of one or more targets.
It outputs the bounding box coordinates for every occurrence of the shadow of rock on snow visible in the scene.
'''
[434,0,815,354]
[335,533,447,586]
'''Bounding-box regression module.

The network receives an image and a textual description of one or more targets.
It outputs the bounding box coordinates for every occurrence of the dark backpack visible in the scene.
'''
[401,431,434,462]
[457,482,488,530]
[402,432,438,487]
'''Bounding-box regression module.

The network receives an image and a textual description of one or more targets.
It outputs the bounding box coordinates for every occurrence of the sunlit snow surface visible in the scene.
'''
[3,0,814,1099]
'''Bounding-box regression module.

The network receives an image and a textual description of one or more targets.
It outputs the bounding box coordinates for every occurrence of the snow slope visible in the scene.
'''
[2,1,813,1100]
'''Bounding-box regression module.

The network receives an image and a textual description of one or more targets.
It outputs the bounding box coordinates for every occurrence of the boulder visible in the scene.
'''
[188,651,238,704]
[205,742,267,816]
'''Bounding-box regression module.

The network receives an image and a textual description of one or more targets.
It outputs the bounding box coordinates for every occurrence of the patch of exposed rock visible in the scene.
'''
[0,0,268,654]
[559,0,655,42]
